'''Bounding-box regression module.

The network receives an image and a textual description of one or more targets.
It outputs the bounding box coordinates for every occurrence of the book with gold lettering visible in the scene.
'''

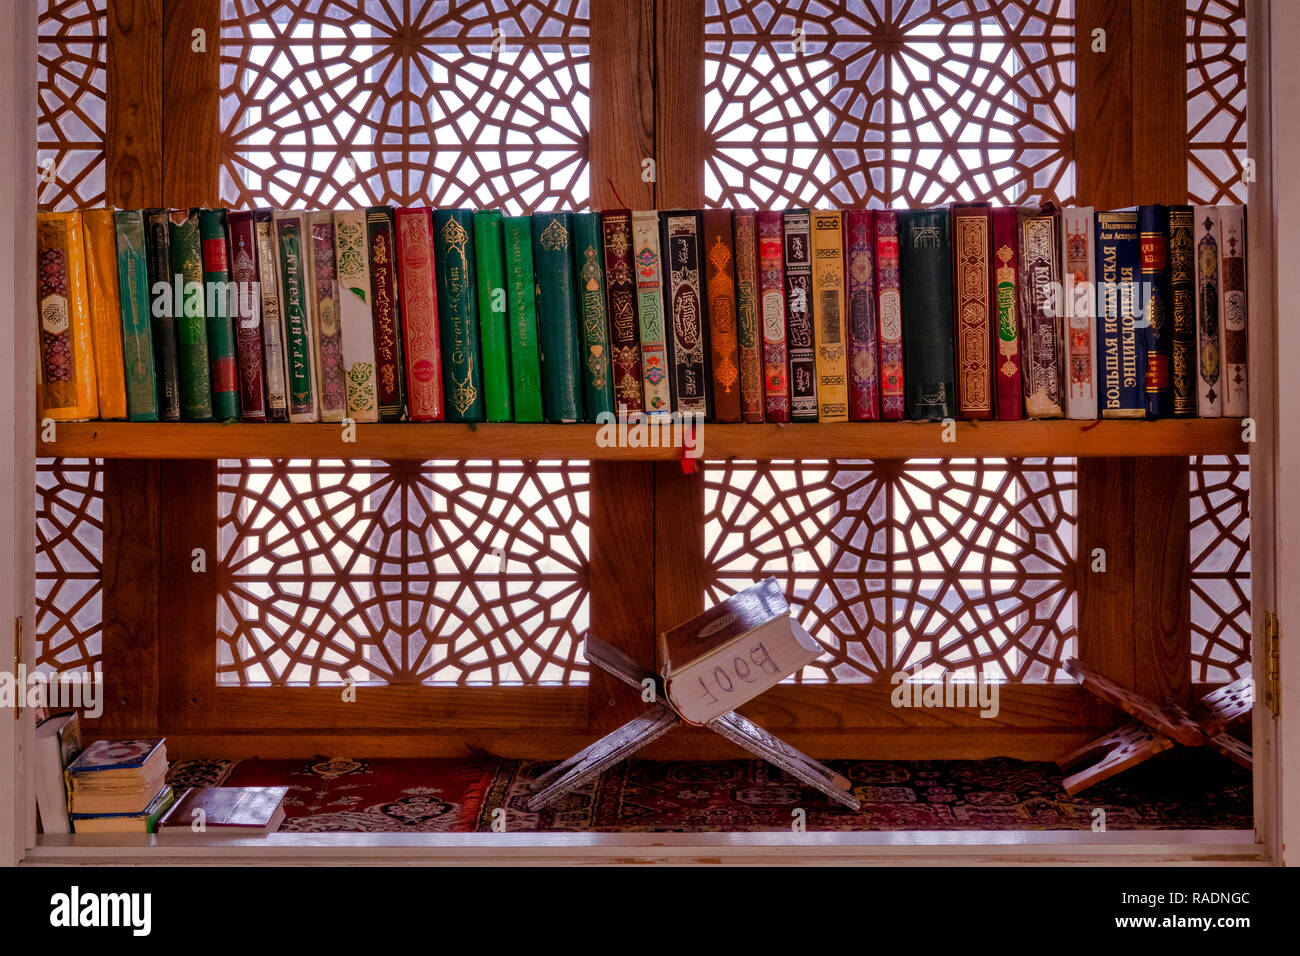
[631,211,672,418]
[733,210,764,422]
[169,209,215,421]
[81,209,128,419]
[874,210,905,420]
[601,209,643,416]
[307,211,347,423]
[844,209,879,421]
[226,210,267,421]
[503,215,543,422]
[394,206,444,422]
[1017,207,1064,419]
[951,202,994,420]
[36,211,98,421]
[331,209,381,423]
[273,211,319,423]
[112,210,160,421]
[991,207,1023,420]
[783,209,817,422]
[433,209,484,423]
[1193,205,1222,417]
[810,209,848,422]
[660,211,710,419]
[756,210,789,422]
[1060,206,1098,419]
[573,212,615,422]
[1166,204,1198,417]
[702,209,742,423]
[367,207,405,421]
[1096,209,1144,418]
[1219,205,1248,417]
[253,209,290,422]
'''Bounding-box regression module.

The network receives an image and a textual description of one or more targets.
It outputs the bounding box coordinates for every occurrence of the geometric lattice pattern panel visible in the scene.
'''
[1186,0,1247,204]
[37,0,107,210]
[1189,455,1250,683]
[216,459,590,686]
[35,458,104,676]
[704,0,1076,209]
[219,0,590,212]
[705,458,1077,683]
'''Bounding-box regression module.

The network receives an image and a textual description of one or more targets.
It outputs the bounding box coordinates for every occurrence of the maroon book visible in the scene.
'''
[990,206,1023,420]
[226,210,267,421]
[874,210,904,420]
[756,210,790,422]
[601,209,643,415]
[843,209,879,421]
[702,209,742,423]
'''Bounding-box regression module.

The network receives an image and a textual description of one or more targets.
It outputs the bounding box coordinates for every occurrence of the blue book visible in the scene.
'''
[1095,210,1145,417]
[66,737,165,774]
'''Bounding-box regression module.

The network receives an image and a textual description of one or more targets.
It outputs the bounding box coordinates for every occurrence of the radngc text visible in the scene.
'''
[1122,892,1251,906]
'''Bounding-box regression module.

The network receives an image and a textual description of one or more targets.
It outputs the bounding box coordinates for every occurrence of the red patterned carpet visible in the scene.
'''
[166,750,1251,833]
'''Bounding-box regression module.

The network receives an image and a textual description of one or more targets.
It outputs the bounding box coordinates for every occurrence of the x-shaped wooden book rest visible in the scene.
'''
[1056,657,1254,796]
[526,634,861,811]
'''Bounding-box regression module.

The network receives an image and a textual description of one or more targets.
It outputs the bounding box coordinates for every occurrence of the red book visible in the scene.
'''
[158,786,289,837]
[394,206,444,422]
[990,206,1023,420]
[702,209,742,423]
[874,210,904,420]
[601,209,643,415]
[756,210,789,422]
[951,202,995,420]
[226,211,267,421]
[843,210,879,421]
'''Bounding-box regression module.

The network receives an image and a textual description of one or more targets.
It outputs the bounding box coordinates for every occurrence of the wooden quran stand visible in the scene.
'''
[1056,658,1254,796]
[526,634,862,811]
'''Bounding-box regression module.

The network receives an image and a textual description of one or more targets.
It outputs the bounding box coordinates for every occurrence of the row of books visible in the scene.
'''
[36,203,1249,425]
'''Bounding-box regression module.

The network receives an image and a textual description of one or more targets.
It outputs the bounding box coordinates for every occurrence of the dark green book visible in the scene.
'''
[531,213,584,423]
[433,209,485,423]
[274,211,318,421]
[572,212,615,421]
[112,210,159,421]
[144,209,181,421]
[898,208,957,420]
[167,209,214,421]
[1165,205,1197,417]
[503,216,544,422]
[199,208,240,420]
[473,210,512,422]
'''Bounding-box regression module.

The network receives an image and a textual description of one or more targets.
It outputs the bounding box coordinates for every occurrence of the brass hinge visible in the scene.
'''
[12,616,21,720]
[1263,612,1281,717]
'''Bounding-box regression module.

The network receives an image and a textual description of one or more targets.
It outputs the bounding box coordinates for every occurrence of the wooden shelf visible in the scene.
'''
[36,418,1249,460]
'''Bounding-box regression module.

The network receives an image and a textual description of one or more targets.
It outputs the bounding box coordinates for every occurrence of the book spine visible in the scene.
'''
[844,209,879,421]
[81,210,128,419]
[1193,206,1223,416]
[273,211,318,422]
[307,212,346,423]
[532,212,583,423]
[393,207,445,422]
[198,208,241,420]
[473,209,512,421]
[1095,210,1145,418]
[990,207,1023,420]
[253,210,289,422]
[112,210,159,421]
[756,210,789,422]
[168,209,214,421]
[36,211,98,420]
[733,210,764,423]
[433,209,484,423]
[1138,205,1173,419]
[810,209,848,422]
[226,211,266,421]
[631,210,672,418]
[783,209,817,422]
[874,210,905,420]
[899,208,957,421]
[1166,204,1198,417]
[503,216,544,422]
[951,203,994,420]
[144,209,181,421]
[703,209,742,423]
[331,209,381,423]
[366,207,405,421]
[1017,209,1064,419]
[601,209,644,416]
[660,211,710,419]
[1220,205,1248,417]
[1061,206,1098,419]
[573,212,615,422]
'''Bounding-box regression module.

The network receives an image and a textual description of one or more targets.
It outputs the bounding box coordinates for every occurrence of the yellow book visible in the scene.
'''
[36,211,98,421]
[810,209,848,422]
[82,209,128,419]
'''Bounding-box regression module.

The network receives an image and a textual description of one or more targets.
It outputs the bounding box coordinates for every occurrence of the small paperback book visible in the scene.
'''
[35,712,82,835]
[158,786,290,838]
[657,577,823,725]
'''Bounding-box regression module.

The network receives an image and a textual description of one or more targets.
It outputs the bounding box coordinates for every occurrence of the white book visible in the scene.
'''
[1219,205,1249,417]
[1060,206,1098,419]
[631,211,673,419]
[1192,205,1223,417]
[35,713,80,835]
[332,209,381,423]
[272,211,320,423]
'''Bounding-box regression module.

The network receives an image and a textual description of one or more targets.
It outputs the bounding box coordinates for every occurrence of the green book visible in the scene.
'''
[433,209,485,422]
[473,210,513,422]
[531,213,583,423]
[572,212,614,421]
[273,211,318,422]
[199,208,241,420]
[112,210,159,421]
[503,216,544,422]
[167,209,214,421]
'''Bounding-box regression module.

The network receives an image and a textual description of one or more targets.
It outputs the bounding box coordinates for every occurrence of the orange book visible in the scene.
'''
[82,209,128,419]
[36,211,98,421]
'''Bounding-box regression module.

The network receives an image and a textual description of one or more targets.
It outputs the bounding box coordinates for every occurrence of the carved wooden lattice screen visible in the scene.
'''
[37,0,107,210]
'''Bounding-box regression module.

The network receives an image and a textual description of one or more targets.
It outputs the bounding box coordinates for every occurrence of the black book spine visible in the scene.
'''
[899,208,957,420]
[144,208,181,421]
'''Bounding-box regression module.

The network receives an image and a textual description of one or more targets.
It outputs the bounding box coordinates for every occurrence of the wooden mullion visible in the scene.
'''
[1074,0,1133,210]
[162,0,221,208]
[106,0,163,209]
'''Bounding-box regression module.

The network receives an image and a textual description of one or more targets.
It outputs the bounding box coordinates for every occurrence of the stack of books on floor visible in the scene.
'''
[36,203,1249,426]
[64,737,173,834]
